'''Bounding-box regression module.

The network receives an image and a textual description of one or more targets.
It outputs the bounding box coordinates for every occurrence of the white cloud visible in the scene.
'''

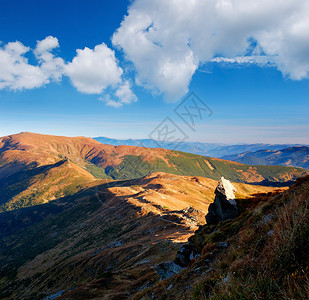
[115,80,137,105]
[0,38,137,107]
[0,41,43,90]
[34,36,64,82]
[113,0,309,100]
[104,97,123,108]
[99,80,137,108]
[210,55,273,66]
[65,43,123,94]
[65,43,137,107]
[0,36,64,90]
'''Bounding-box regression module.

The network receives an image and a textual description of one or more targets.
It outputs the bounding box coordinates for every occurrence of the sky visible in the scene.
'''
[0,0,308,144]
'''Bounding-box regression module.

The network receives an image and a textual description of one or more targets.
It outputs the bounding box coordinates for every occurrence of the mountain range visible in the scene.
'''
[93,136,307,159]
[222,146,309,170]
[0,132,308,299]
[0,132,307,213]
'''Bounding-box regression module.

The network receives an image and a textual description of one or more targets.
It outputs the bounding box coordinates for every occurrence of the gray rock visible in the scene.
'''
[262,214,272,224]
[206,177,238,224]
[217,242,229,248]
[175,244,193,267]
[44,290,65,300]
[267,230,275,237]
[223,273,231,283]
[156,262,183,280]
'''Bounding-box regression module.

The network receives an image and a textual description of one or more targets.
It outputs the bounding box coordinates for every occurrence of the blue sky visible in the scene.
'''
[0,0,308,144]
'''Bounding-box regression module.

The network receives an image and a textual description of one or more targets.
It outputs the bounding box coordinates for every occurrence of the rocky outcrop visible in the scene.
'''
[156,244,194,279]
[206,177,238,224]
[156,177,238,280]
[156,261,184,280]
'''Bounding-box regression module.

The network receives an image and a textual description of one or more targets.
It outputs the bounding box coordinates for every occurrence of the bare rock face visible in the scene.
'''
[206,177,238,224]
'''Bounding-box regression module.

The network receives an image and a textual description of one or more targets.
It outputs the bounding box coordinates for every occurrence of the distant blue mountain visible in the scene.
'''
[222,146,309,170]
[93,137,307,159]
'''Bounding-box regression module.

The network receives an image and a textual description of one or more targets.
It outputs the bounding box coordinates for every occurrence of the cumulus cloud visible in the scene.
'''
[65,43,123,94]
[0,38,137,107]
[99,80,137,108]
[113,0,309,99]
[65,43,137,106]
[0,41,42,90]
[34,36,64,82]
[0,36,64,90]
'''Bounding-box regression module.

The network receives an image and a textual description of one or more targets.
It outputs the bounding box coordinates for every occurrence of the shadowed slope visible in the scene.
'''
[0,172,281,299]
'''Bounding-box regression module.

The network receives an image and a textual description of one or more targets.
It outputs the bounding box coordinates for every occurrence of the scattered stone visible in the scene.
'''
[195,253,201,260]
[262,214,273,225]
[137,259,150,264]
[223,273,231,283]
[217,242,229,248]
[104,240,124,249]
[156,262,183,280]
[202,268,212,275]
[175,244,193,267]
[91,248,103,257]
[180,206,200,222]
[44,290,65,300]
[138,281,150,292]
[267,230,275,237]
[206,177,238,224]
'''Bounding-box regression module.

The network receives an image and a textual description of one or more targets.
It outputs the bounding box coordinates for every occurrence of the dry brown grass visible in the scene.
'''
[201,176,309,300]
[138,176,309,300]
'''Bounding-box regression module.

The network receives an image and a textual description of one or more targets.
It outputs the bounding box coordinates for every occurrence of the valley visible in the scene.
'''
[0,171,281,300]
[0,132,307,213]
[0,132,307,299]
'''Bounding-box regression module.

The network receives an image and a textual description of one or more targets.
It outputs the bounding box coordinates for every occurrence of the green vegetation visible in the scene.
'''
[85,161,111,179]
[0,161,91,213]
[103,151,307,184]
[106,155,154,179]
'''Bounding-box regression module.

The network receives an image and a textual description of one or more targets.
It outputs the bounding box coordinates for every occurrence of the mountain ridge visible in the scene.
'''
[93,136,308,158]
[0,132,307,213]
[0,132,307,299]
[222,146,309,170]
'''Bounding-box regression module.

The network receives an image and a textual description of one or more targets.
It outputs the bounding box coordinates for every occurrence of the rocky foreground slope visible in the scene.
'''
[134,175,309,300]
[0,173,280,299]
[0,132,307,299]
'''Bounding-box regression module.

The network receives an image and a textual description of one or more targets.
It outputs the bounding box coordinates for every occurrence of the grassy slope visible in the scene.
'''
[0,173,281,299]
[136,175,309,300]
[107,151,307,184]
[0,132,307,213]
[0,160,97,213]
